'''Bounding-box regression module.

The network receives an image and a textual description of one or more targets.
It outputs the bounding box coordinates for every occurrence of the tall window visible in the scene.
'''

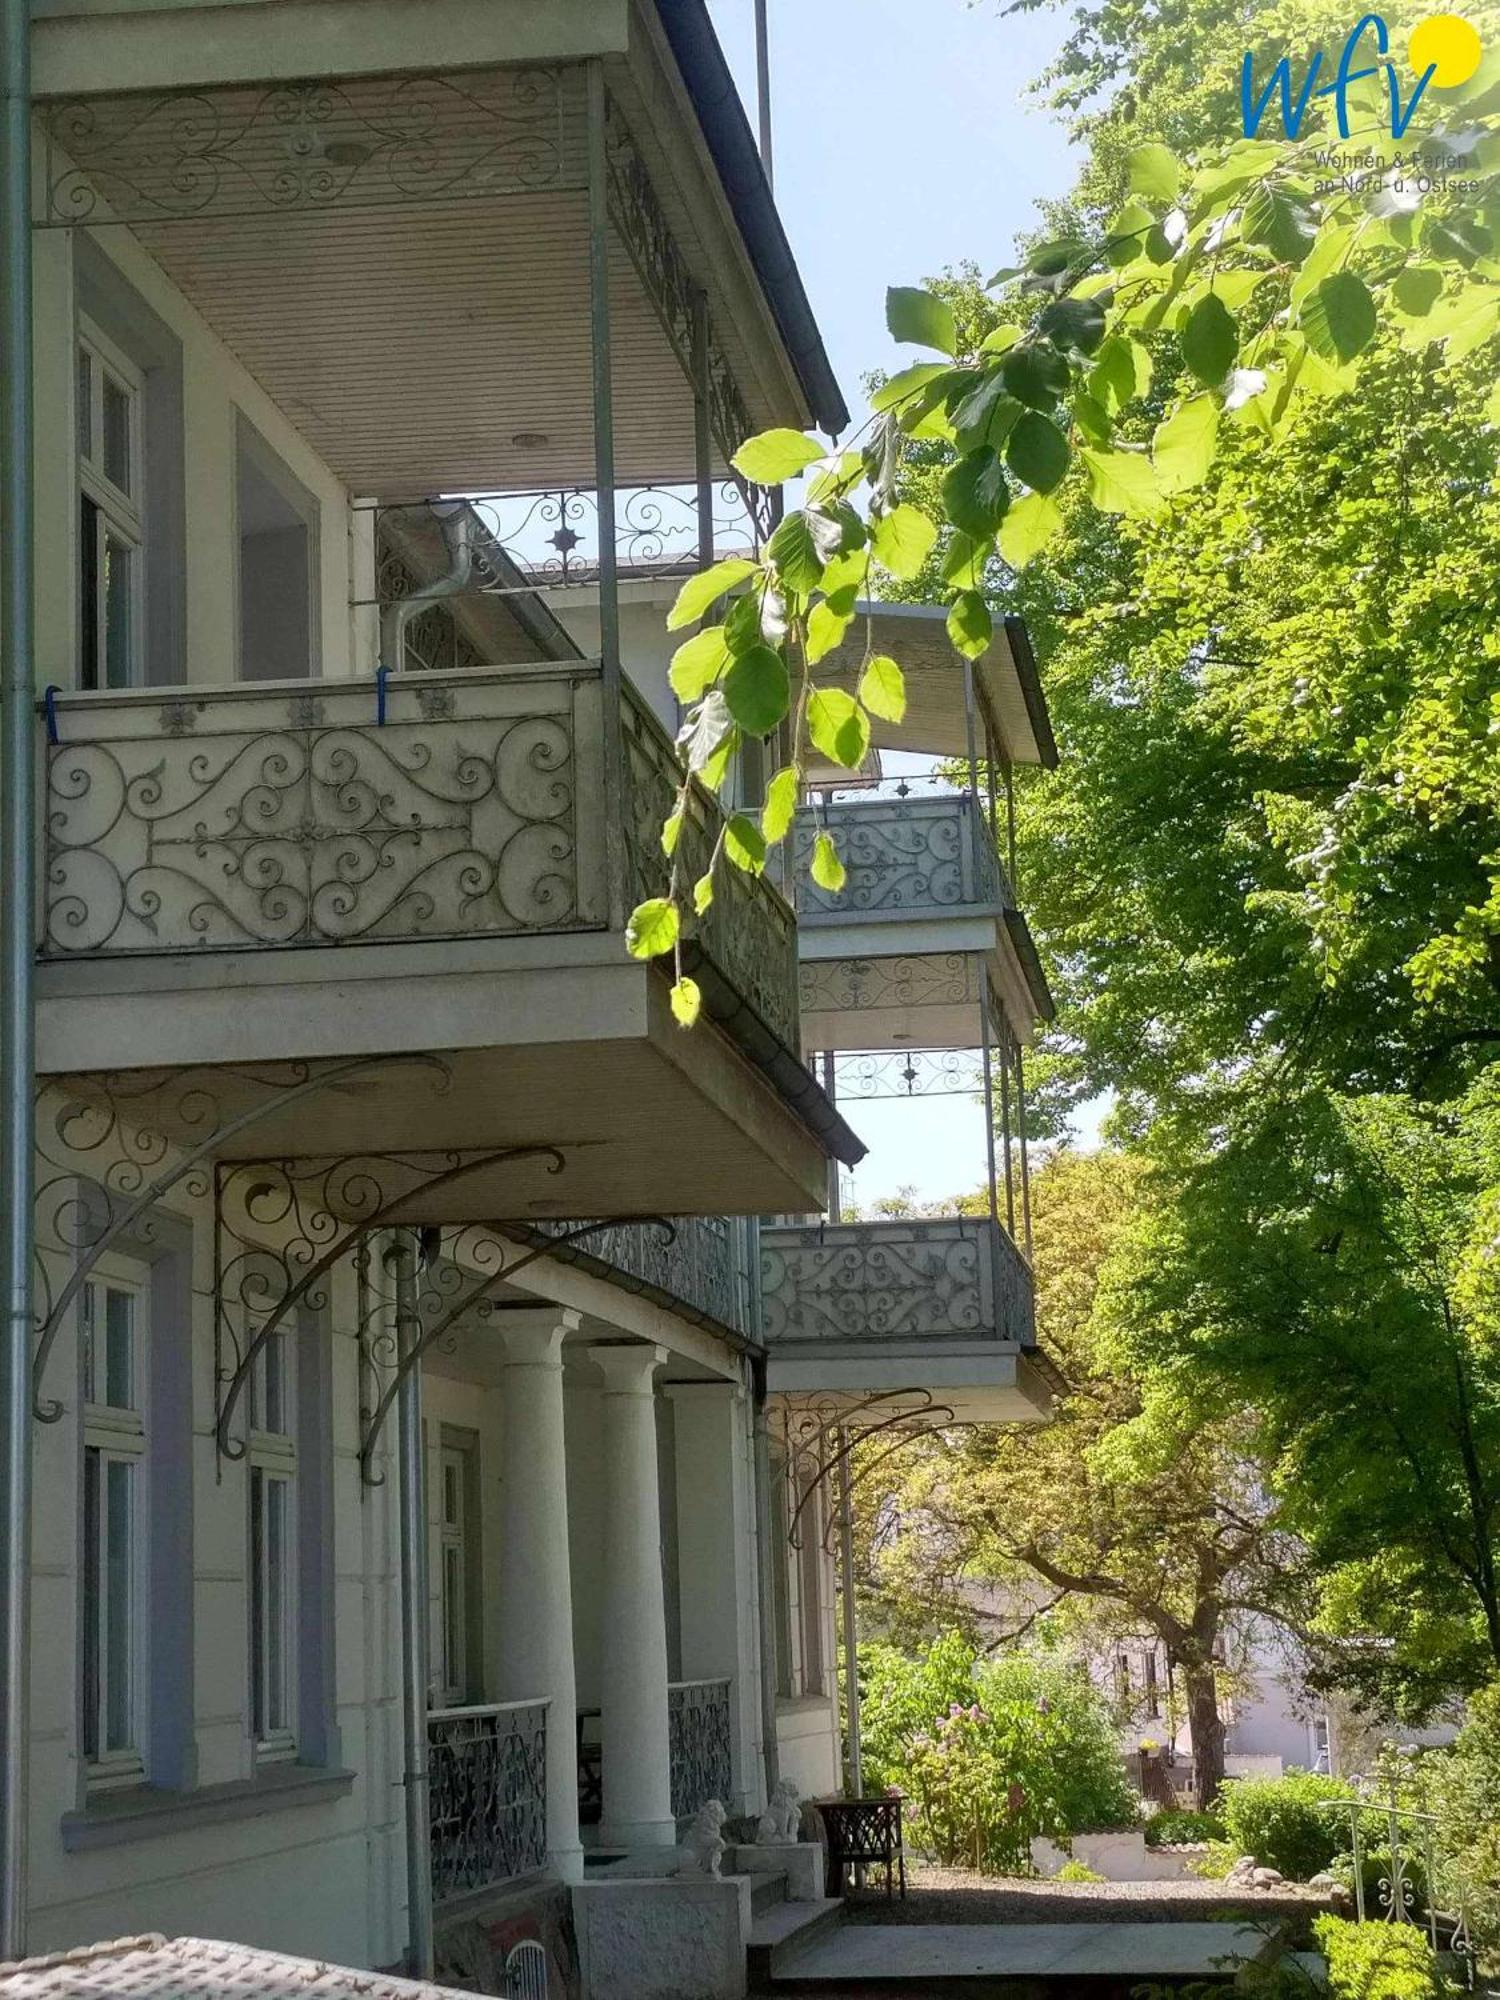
[437,1442,474,1708]
[77,323,144,691]
[81,1276,146,1784]
[248,1329,297,1760]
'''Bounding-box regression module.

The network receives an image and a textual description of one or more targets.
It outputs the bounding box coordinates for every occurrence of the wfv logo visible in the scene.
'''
[1242,12,1481,140]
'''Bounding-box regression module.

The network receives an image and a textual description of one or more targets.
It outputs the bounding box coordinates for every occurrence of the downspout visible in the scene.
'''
[381,502,476,674]
[0,0,34,1960]
[836,1429,862,1800]
[389,1231,434,1979]
[749,1355,781,1804]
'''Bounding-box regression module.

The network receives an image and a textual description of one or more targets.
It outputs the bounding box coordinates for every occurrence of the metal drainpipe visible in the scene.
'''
[752,0,773,187]
[389,1232,434,1979]
[381,503,476,674]
[749,1357,781,1806]
[0,0,34,1960]
[836,1428,862,1801]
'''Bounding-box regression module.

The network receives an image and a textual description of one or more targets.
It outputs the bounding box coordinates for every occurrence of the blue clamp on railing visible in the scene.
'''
[43,685,60,745]
[375,663,390,726]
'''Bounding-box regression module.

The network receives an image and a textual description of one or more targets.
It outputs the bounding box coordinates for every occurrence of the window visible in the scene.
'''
[795,1470,826,1697]
[769,1451,794,1699]
[80,1276,146,1784]
[437,1443,473,1708]
[1144,1648,1161,1718]
[77,324,145,691]
[236,418,317,680]
[248,1328,297,1760]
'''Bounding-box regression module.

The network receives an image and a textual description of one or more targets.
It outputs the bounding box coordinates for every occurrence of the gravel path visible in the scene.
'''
[841,1862,1335,1928]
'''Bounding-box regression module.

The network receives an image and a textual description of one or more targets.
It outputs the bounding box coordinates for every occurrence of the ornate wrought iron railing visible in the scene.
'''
[36,668,801,1053]
[792,793,1010,923]
[668,1679,733,1822]
[1322,1783,1481,1987]
[529,1215,755,1339]
[428,1699,549,1901]
[760,1216,1034,1348]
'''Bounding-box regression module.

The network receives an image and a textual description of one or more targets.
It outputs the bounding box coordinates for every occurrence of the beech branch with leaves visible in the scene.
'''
[626,56,1500,1026]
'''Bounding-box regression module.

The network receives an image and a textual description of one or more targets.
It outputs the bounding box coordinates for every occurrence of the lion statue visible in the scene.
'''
[682,1797,727,1877]
[756,1778,801,1844]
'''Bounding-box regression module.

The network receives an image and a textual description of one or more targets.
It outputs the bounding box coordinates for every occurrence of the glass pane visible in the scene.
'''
[442,1544,461,1693]
[105,1458,133,1753]
[82,1450,100,1760]
[443,1459,459,1527]
[77,348,93,463]
[102,372,131,494]
[249,1467,265,1734]
[104,1288,134,1410]
[266,1477,288,1732]
[103,532,133,690]
[263,1334,284,1435]
[81,1283,98,1406]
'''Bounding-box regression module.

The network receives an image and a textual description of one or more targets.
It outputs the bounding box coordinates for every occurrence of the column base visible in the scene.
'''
[550,1840,586,1885]
[597,1816,679,1851]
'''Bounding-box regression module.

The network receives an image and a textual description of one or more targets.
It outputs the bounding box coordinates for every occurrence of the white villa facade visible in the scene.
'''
[1,3,1059,1994]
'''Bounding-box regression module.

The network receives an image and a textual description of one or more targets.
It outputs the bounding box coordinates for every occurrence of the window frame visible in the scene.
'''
[77,318,146,692]
[79,1270,149,1791]
[247,1328,299,1764]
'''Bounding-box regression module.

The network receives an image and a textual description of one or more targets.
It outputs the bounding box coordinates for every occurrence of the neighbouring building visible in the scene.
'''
[4,2,1059,1994]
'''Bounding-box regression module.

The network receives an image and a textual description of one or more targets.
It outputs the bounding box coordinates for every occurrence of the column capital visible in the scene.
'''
[498,1307,582,1369]
[589,1341,666,1394]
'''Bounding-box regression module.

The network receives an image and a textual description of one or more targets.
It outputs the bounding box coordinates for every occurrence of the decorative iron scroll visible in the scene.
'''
[42,671,585,956]
[832,1049,985,1101]
[773,1390,959,1553]
[1322,1766,1480,1986]
[668,1680,733,1820]
[30,1055,447,1422]
[799,952,978,1020]
[621,687,799,1051]
[793,794,1006,921]
[761,1219,983,1344]
[429,1700,549,1900]
[526,1214,753,1337]
[43,67,576,227]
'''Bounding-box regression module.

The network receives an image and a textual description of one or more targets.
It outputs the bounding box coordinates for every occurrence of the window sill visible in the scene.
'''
[61,1762,355,1852]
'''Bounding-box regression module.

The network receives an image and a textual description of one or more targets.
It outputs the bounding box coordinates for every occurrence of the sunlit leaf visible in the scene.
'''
[1153,394,1220,495]
[626,897,678,960]
[666,558,758,631]
[871,503,938,580]
[669,624,730,702]
[762,766,799,843]
[942,446,1010,537]
[730,429,825,484]
[807,687,871,769]
[947,589,993,659]
[1080,447,1166,518]
[1180,293,1238,388]
[669,977,701,1028]
[886,285,958,355]
[1300,271,1377,364]
[1128,141,1180,203]
[998,490,1065,569]
[724,814,767,875]
[858,654,907,724]
[723,644,789,736]
[811,830,846,893]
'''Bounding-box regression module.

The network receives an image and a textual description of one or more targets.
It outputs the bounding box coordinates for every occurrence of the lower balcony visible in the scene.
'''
[34,665,860,1219]
[429,1699,549,1902]
[758,1216,1052,1422]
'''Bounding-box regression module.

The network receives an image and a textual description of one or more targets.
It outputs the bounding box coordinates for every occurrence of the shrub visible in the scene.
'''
[859,1635,1137,1874]
[1327,1848,1430,1927]
[1055,1858,1105,1882]
[1221,1770,1358,1881]
[1424,1679,1500,1966]
[1145,1807,1227,1847]
[1313,1915,1458,1998]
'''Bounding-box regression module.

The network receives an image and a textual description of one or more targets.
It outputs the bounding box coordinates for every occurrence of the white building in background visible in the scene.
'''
[7,2,1059,1993]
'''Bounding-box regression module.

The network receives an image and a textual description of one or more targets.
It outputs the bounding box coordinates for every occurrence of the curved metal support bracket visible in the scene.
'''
[214,1145,567,1464]
[357,1216,675,1483]
[32,1053,449,1422]
[776,1389,959,1553]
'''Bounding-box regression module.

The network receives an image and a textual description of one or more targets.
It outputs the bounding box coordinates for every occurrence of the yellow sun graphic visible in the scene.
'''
[1409,13,1483,87]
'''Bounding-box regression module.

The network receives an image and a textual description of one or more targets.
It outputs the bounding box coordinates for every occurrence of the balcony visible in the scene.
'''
[526,1215,756,1340]
[428,1699,549,1901]
[759,1217,1051,1422]
[35,666,858,1219]
[793,793,1009,926]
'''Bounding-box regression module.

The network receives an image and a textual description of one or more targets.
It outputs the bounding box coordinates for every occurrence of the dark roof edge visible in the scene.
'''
[1003,907,1057,1025]
[651,0,850,438]
[1003,615,1059,771]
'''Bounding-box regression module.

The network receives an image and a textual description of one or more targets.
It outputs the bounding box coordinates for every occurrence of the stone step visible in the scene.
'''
[751,1871,789,1916]
[746,1897,845,1982]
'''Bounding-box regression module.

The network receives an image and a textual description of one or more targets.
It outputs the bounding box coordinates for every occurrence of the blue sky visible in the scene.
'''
[707,1,1099,1205]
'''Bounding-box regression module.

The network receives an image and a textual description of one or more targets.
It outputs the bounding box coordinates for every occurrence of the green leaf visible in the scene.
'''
[724,814,767,875]
[1006,411,1071,494]
[1027,238,1086,277]
[806,687,871,769]
[1107,202,1156,268]
[820,548,870,597]
[1070,391,1114,446]
[870,503,938,580]
[677,688,735,775]
[1002,344,1072,412]
[886,285,957,355]
[626,897,678,960]
[1153,394,1219,495]
[1128,141,1179,203]
[946,589,993,660]
[1180,293,1238,388]
[762,766,799,844]
[942,446,1010,538]
[661,806,684,859]
[1423,215,1493,266]
[1242,185,1317,265]
[806,591,857,665]
[669,625,730,702]
[870,362,956,414]
[1088,335,1151,414]
[998,490,1065,569]
[979,324,1023,355]
[722,644,789,736]
[1080,447,1165,518]
[730,428,824,485]
[1392,264,1444,319]
[666,558,758,631]
[669,976,701,1028]
[810,831,846,893]
[767,508,836,596]
[693,872,714,916]
[858,654,907,724]
[1300,271,1377,364]
[941,530,988,590]
[1040,296,1107,356]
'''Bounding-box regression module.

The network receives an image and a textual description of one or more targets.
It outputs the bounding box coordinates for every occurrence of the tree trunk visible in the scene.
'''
[1184,1662,1226,1811]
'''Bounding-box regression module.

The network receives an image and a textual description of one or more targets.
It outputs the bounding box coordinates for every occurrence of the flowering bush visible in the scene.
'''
[859,1635,1136,1874]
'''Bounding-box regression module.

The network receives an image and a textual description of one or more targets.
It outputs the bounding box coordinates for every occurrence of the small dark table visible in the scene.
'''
[816,1797,907,1900]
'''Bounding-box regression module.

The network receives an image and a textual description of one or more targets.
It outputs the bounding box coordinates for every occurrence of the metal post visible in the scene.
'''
[960,657,987,903]
[0,0,34,1959]
[750,1368,781,1804]
[752,0,773,188]
[821,1051,841,1221]
[692,291,714,574]
[390,1232,434,1980]
[978,989,1001,1233]
[1015,1044,1034,1261]
[836,1428,861,1800]
[998,1026,1016,1237]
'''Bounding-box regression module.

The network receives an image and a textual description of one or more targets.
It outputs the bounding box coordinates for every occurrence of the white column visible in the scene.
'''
[665,1379,760,1817]
[591,1342,675,1849]
[498,1310,584,1883]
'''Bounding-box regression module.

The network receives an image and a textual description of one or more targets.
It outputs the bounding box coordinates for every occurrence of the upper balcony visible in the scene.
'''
[759,1216,1051,1422]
